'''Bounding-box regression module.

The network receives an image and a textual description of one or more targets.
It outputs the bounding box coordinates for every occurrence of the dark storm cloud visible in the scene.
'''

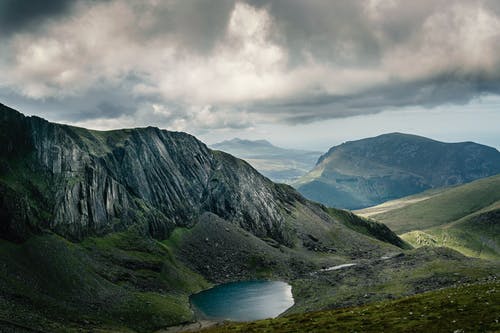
[0,0,76,36]
[246,0,383,66]
[134,0,236,53]
[0,0,499,131]
[252,70,500,125]
[0,80,142,124]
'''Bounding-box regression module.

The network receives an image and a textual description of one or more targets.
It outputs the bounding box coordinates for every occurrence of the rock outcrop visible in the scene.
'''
[0,104,301,243]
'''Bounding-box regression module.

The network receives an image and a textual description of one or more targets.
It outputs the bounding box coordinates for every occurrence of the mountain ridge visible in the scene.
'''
[295,132,500,209]
[0,102,409,254]
[0,103,300,245]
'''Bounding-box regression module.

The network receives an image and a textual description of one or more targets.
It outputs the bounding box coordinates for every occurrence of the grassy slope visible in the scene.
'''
[198,279,500,333]
[0,230,210,333]
[288,247,497,314]
[354,186,454,218]
[365,175,500,259]
[325,207,412,250]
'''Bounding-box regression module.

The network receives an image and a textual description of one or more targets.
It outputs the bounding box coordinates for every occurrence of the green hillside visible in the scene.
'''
[0,231,208,333]
[364,175,500,259]
[294,133,500,209]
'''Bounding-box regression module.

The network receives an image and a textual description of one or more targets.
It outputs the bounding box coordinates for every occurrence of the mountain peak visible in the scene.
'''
[296,133,500,210]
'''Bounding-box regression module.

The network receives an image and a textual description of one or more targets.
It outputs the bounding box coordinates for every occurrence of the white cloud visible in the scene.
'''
[1,0,500,130]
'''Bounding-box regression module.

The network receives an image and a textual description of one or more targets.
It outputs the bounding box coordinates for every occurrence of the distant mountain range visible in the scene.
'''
[294,133,500,210]
[211,138,321,183]
[357,174,500,259]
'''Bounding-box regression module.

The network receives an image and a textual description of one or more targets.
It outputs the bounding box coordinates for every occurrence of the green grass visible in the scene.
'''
[326,207,412,249]
[198,280,500,333]
[287,246,498,315]
[0,230,210,332]
[368,174,500,259]
[162,227,191,249]
[371,174,500,233]
[401,210,500,260]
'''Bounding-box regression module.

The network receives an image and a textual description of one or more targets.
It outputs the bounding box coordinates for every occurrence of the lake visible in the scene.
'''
[190,280,294,322]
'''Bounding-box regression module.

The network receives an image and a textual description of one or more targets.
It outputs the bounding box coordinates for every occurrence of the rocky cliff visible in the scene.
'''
[0,103,301,244]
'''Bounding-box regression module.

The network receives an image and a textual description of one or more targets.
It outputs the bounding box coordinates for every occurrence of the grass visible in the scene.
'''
[366,174,500,259]
[286,246,498,315]
[371,174,500,234]
[326,207,412,249]
[401,217,500,260]
[0,230,211,332]
[162,227,191,249]
[198,279,500,333]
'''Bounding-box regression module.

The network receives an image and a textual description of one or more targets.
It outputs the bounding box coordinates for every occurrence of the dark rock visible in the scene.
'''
[0,104,299,246]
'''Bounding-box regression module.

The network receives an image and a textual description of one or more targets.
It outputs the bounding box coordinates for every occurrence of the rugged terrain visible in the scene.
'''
[358,174,500,259]
[0,103,498,332]
[294,133,500,209]
[0,103,405,332]
[211,138,320,183]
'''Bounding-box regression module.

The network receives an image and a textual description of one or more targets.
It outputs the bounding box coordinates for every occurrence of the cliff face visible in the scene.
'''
[295,133,500,209]
[0,104,295,243]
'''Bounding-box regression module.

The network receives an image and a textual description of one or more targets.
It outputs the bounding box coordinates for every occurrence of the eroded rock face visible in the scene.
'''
[0,104,295,243]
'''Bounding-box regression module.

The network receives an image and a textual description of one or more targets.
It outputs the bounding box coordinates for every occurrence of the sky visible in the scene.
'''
[1,0,499,151]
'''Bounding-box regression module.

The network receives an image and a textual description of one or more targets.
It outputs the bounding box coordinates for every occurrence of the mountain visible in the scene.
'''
[0,104,497,332]
[356,174,500,259]
[0,103,411,331]
[210,138,321,183]
[0,104,400,250]
[294,133,500,210]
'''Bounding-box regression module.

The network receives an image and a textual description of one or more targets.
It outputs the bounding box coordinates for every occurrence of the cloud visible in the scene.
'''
[0,0,499,131]
[0,0,75,36]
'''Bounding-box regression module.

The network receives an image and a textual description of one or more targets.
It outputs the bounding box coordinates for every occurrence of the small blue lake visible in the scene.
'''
[190,280,294,322]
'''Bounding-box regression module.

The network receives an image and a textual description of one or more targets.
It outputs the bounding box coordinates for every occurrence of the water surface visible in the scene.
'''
[191,280,294,322]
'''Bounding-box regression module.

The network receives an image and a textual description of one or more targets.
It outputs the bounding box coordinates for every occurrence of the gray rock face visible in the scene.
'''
[0,104,296,243]
[295,133,500,209]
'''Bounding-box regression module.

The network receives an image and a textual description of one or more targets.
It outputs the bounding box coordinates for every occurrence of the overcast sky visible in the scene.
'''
[1,0,499,150]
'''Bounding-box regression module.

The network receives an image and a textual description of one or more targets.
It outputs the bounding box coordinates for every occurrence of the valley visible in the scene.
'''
[0,103,498,332]
[210,138,321,184]
[358,175,500,259]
